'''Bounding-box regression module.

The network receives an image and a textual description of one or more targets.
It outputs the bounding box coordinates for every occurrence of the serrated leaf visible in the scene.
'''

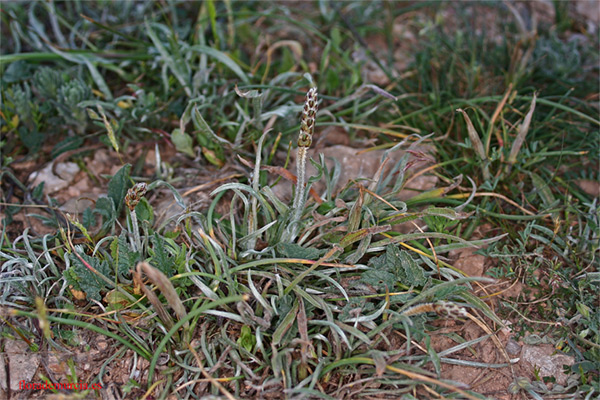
[171,128,195,157]
[432,285,466,300]
[361,245,426,290]
[360,268,397,290]
[107,164,131,216]
[149,233,175,277]
[394,248,427,287]
[65,252,111,301]
[111,232,140,279]
[82,206,94,229]
[277,243,325,260]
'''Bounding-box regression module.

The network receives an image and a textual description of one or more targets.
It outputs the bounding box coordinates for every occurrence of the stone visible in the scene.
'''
[453,248,486,277]
[272,144,437,202]
[0,339,40,391]
[96,341,108,351]
[576,179,600,198]
[28,162,80,195]
[521,343,574,385]
[506,339,522,356]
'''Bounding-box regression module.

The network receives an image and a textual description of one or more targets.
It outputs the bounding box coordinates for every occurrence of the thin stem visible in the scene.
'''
[129,209,142,252]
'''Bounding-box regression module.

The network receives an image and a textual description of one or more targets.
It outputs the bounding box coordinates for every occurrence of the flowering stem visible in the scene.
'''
[289,87,318,241]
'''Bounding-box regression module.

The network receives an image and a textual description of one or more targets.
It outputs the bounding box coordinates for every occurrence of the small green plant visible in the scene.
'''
[288,86,318,242]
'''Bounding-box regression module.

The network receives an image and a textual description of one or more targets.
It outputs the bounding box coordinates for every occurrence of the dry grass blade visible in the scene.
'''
[508,93,537,166]
[486,83,513,152]
[297,296,312,380]
[457,108,490,180]
[134,262,189,339]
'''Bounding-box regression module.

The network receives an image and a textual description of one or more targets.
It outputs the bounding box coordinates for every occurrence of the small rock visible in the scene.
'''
[96,341,108,351]
[575,0,600,24]
[453,248,485,277]
[59,197,96,214]
[47,354,66,375]
[272,144,436,201]
[506,339,521,355]
[576,179,600,198]
[29,162,80,195]
[521,343,575,385]
[0,339,40,391]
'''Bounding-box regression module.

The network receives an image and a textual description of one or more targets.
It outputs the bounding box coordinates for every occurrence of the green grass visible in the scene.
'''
[1,1,598,399]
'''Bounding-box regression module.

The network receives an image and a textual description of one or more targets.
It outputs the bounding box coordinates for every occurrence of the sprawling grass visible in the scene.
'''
[1,1,598,399]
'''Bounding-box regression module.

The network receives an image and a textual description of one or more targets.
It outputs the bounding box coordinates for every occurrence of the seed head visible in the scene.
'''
[298,87,318,148]
[125,182,148,211]
[433,301,468,319]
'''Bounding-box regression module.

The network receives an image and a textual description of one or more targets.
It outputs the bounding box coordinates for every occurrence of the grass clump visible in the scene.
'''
[1,1,598,399]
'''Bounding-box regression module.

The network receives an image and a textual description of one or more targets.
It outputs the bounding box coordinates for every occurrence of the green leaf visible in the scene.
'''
[395,248,427,287]
[32,182,44,201]
[339,298,374,321]
[237,325,256,353]
[432,285,466,300]
[277,243,326,260]
[171,128,195,157]
[189,45,249,83]
[207,0,219,49]
[360,245,426,290]
[69,217,93,244]
[51,136,84,159]
[65,252,112,301]
[135,197,154,225]
[272,298,299,346]
[339,225,391,248]
[18,126,45,152]
[360,268,397,290]
[111,232,140,280]
[145,21,192,97]
[82,207,94,229]
[149,233,175,277]
[94,196,116,232]
[428,336,442,376]
[97,105,119,153]
[107,164,132,216]
[193,106,232,146]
